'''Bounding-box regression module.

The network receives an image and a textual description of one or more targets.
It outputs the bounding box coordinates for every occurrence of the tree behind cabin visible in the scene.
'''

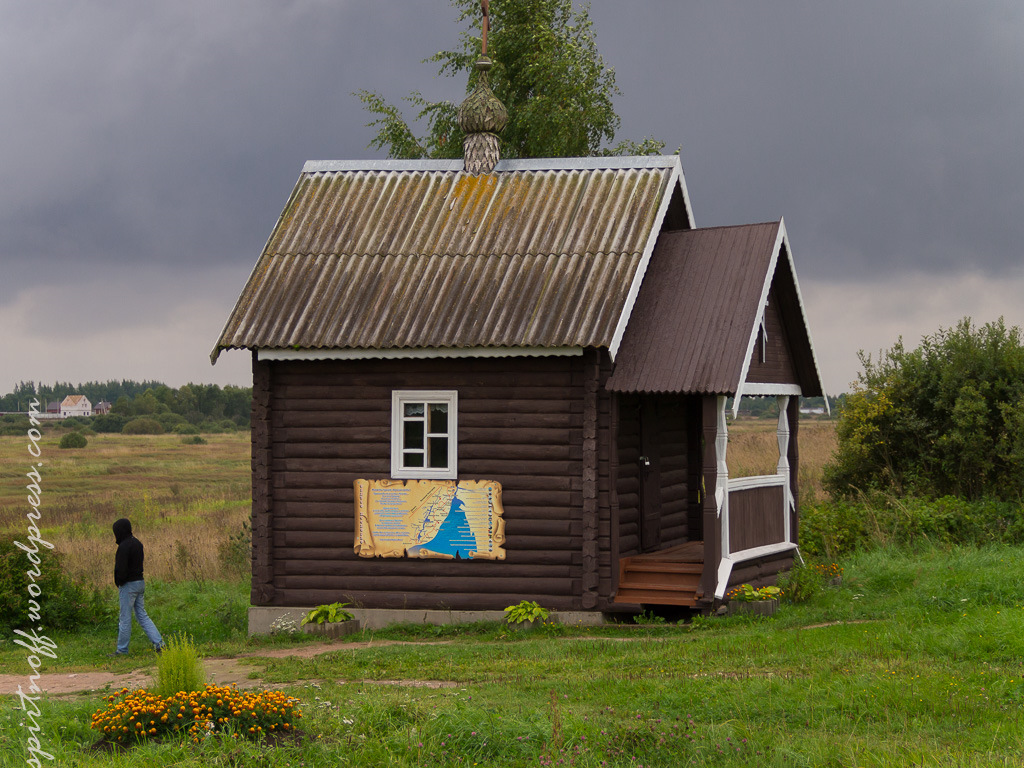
[358,0,664,160]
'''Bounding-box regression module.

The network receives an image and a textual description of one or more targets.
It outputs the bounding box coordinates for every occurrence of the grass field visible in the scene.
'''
[1,546,1022,766]
[3,421,1024,765]
[0,432,251,588]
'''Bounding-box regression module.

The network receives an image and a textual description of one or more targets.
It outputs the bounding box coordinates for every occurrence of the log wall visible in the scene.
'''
[256,355,605,611]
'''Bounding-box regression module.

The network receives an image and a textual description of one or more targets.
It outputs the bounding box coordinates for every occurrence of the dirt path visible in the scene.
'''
[1,639,455,697]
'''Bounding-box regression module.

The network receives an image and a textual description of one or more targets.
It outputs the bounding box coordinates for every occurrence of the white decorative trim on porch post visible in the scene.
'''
[714,395,732,599]
[715,395,729,550]
[776,395,792,543]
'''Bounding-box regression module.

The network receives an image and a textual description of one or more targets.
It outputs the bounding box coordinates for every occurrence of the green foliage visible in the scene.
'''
[778,562,826,604]
[358,0,664,160]
[801,494,1024,559]
[58,431,88,449]
[503,599,549,624]
[301,602,354,626]
[218,520,251,578]
[0,535,111,633]
[155,633,207,697]
[122,417,165,435]
[181,434,207,445]
[631,608,667,625]
[825,317,1024,501]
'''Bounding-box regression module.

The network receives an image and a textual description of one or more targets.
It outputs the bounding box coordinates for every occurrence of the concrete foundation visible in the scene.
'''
[248,606,608,635]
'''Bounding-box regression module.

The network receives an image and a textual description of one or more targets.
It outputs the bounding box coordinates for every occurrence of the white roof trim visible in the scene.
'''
[741,383,803,396]
[608,156,696,361]
[257,346,584,362]
[777,218,830,414]
[301,155,681,175]
[734,222,785,407]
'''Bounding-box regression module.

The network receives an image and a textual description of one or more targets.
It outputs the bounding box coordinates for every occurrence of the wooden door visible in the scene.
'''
[638,398,662,551]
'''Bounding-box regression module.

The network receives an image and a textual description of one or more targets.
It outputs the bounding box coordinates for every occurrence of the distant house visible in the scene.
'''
[46,402,61,415]
[60,395,92,418]
[95,401,113,415]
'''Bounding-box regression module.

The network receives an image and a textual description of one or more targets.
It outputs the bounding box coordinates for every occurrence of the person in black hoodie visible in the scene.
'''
[111,518,164,655]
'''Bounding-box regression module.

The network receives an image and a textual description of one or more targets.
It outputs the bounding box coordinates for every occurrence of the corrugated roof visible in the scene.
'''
[607,222,787,394]
[213,157,687,359]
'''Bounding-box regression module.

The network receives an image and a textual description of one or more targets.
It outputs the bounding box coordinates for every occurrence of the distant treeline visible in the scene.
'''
[733,395,840,419]
[0,380,252,433]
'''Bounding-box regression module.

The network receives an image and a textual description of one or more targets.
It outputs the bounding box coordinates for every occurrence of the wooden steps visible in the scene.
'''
[613,542,705,607]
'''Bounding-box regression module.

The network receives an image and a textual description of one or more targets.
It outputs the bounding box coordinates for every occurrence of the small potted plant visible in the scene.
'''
[503,600,551,631]
[300,602,359,638]
[725,584,782,616]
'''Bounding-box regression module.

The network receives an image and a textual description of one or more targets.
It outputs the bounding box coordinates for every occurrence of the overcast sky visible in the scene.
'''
[3,0,1023,398]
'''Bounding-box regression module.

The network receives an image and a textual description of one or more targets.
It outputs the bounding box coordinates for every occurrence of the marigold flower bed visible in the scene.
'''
[91,684,302,745]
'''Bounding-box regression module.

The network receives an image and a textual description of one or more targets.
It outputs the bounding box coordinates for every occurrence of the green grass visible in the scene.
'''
[2,545,1023,766]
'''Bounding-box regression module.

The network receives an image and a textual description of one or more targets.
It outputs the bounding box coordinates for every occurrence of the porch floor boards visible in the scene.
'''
[614,541,705,607]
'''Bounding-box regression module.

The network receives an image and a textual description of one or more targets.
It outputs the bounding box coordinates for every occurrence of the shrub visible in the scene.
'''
[156,412,188,431]
[122,417,164,435]
[825,317,1024,501]
[0,536,110,632]
[503,600,549,625]
[91,413,128,433]
[181,435,207,445]
[59,431,88,449]
[800,494,1024,558]
[155,633,206,698]
[172,423,200,435]
[778,563,825,604]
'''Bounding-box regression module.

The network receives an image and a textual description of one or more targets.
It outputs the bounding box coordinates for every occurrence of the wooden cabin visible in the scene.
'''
[212,154,824,629]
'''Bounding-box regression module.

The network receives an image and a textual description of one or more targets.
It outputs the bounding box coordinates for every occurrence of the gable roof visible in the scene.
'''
[606,219,824,397]
[212,156,694,362]
[61,395,89,408]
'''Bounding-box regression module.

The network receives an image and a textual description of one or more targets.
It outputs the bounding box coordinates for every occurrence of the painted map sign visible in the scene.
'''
[353,479,506,560]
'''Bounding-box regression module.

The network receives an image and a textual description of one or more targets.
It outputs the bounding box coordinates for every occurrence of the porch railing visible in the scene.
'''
[711,395,798,599]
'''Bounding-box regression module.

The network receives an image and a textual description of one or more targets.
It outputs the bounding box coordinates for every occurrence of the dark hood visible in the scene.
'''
[113,518,133,544]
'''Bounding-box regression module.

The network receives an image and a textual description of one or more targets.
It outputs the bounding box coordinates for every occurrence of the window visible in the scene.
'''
[391,390,458,479]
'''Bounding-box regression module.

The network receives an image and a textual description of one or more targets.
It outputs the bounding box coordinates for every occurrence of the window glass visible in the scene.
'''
[404,419,424,449]
[428,437,448,468]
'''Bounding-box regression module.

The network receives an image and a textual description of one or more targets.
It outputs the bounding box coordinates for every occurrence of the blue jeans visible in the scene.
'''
[117,580,163,654]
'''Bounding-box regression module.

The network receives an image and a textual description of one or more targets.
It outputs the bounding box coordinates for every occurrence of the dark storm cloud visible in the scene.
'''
[2,1,1023,394]
[594,1,1024,280]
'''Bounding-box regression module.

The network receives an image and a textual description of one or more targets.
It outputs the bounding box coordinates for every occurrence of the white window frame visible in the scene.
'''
[391,390,458,479]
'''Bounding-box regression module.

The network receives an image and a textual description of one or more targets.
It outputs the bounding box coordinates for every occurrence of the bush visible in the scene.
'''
[825,317,1024,501]
[122,417,164,435]
[92,413,128,433]
[59,431,88,449]
[172,423,200,435]
[0,536,111,633]
[155,633,206,697]
[800,495,1024,558]
[181,435,207,445]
